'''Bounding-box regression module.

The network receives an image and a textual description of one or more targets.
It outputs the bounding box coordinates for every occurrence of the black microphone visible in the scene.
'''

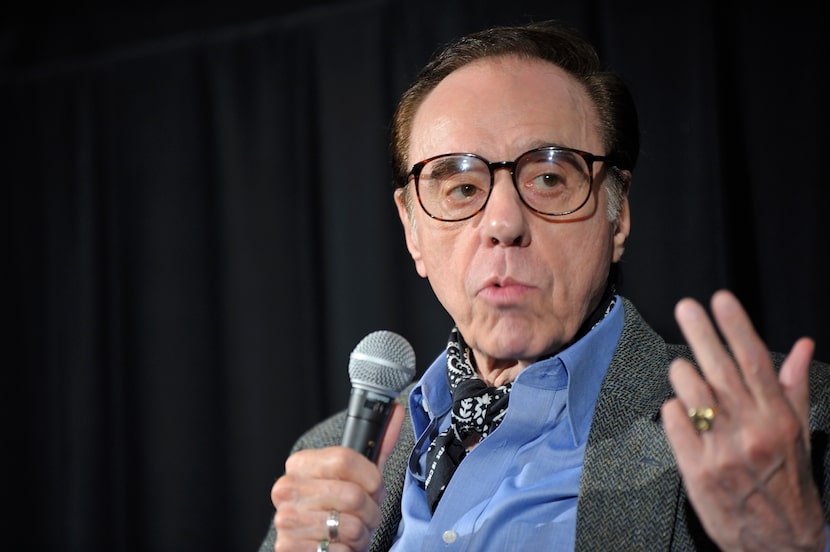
[341,330,416,462]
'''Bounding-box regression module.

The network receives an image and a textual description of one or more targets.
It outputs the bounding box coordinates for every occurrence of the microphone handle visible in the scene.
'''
[341,386,395,462]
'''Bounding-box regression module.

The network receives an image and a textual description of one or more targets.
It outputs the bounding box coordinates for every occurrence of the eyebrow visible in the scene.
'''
[523,140,569,151]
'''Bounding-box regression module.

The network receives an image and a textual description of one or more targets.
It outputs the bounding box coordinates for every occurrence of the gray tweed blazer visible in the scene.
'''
[258,297,830,551]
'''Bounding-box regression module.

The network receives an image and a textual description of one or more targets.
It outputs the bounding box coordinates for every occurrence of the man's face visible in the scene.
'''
[395,56,630,374]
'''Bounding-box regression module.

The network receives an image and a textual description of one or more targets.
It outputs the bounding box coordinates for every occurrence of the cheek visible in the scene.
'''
[421,238,461,283]
[555,225,616,280]
[417,229,471,300]
[421,258,466,325]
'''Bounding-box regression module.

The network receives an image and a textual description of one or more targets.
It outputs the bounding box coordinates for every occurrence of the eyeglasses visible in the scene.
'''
[408,146,615,222]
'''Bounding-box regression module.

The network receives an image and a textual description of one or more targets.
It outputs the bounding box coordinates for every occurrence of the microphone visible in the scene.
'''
[341,330,416,462]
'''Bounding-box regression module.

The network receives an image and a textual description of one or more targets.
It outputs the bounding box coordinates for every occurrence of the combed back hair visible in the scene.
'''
[390,20,639,223]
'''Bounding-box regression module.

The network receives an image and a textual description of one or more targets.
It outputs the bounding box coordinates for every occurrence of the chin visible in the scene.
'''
[481,330,558,362]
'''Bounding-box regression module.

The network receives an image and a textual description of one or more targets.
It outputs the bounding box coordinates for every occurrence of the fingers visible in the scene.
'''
[708,290,779,401]
[271,447,385,550]
[273,503,373,550]
[661,357,719,483]
[778,337,815,443]
[673,292,746,406]
[284,446,384,498]
[674,290,814,426]
[270,403,407,551]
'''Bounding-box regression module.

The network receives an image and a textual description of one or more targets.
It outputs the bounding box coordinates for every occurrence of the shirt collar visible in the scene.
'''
[412,297,624,442]
[555,297,623,442]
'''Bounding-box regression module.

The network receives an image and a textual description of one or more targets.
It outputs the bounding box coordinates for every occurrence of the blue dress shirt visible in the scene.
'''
[390,298,624,550]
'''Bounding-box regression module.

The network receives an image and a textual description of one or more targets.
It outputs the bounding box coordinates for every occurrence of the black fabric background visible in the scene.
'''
[4,1,828,550]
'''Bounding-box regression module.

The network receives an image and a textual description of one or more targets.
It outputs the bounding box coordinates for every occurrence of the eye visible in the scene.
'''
[446,182,485,200]
[417,156,491,219]
[425,158,489,201]
[520,161,570,193]
[531,171,566,190]
[514,151,593,215]
[435,176,489,213]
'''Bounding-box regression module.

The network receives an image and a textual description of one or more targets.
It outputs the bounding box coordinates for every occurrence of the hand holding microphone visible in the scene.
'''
[271,330,415,551]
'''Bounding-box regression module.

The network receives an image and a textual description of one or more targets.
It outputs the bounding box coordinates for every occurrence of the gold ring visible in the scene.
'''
[326,510,340,543]
[688,406,717,432]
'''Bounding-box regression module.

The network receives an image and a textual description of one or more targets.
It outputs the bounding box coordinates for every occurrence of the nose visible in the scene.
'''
[481,170,529,246]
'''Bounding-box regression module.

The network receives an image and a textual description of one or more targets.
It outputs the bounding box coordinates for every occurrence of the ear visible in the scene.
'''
[611,175,631,263]
[394,188,428,278]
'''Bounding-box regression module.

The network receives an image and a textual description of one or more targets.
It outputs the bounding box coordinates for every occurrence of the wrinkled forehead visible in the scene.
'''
[408,56,603,164]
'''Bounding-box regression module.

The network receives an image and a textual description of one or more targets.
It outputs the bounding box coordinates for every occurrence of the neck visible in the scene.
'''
[470,279,618,387]
[477,360,526,387]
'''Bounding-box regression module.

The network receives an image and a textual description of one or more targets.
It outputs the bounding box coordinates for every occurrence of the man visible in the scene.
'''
[260,20,830,551]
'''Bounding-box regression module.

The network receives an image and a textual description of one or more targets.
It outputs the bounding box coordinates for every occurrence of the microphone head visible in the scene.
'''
[348,330,416,398]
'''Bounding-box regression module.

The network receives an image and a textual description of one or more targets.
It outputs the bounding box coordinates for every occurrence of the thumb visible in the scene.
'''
[778,337,815,445]
[376,403,405,473]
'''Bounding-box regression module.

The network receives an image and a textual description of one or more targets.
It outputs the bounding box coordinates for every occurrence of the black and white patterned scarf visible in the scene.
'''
[423,288,617,514]
[424,327,511,513]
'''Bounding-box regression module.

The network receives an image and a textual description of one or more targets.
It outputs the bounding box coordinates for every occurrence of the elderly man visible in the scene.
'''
[260,20,830,552]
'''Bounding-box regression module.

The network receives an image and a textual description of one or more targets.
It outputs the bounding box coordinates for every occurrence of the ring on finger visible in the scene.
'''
[326,510,340,543]
[688,405,718,432]
[317,539,329,552]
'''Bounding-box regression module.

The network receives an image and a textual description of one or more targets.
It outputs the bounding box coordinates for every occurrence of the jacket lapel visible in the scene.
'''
[575,297,682,551]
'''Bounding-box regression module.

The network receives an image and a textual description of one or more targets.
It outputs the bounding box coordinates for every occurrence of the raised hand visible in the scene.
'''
[661,290,826,551]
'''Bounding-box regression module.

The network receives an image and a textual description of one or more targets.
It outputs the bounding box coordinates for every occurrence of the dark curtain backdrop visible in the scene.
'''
[4,0,828,550]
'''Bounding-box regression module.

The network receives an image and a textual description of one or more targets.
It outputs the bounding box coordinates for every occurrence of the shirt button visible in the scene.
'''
[442,530,457,544]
